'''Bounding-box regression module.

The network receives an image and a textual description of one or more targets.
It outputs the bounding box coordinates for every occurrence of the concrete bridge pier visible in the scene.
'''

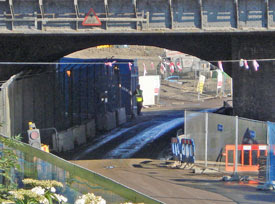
[231,37,275,122]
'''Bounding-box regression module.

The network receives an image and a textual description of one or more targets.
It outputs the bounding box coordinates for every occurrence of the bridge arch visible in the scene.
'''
[1,31,275,123]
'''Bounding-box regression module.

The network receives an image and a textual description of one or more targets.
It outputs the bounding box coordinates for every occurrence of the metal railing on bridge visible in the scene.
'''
[0,0,274,32]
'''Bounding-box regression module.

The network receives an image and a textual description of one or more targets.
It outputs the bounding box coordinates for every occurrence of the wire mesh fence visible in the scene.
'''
[159,71,232,102]
[185,111,269,178]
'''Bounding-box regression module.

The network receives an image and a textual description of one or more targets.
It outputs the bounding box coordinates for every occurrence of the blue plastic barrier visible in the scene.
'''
[171,137,195,163]
[181,139,195,163]
[171,137,181,160]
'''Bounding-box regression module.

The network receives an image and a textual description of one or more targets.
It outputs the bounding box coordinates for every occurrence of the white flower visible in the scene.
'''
[41,198,50,204]
[55,194,68,203]
[75,198,85,204]
[76,193,106,204]
[9,191,22,199]
[31,186,45,195]
[50,187,56,193]
[99,199,106,204]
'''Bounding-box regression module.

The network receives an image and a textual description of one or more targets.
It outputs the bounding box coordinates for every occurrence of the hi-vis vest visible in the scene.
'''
[136,89,143,102]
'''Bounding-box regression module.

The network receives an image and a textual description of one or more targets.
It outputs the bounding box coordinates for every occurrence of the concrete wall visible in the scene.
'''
[0,75,17,137]
[0,69,65,140]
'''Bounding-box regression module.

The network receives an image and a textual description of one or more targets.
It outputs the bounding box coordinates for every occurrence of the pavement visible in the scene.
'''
[72,159,233,204]
[68,92,275,204]
[72,159,275,204]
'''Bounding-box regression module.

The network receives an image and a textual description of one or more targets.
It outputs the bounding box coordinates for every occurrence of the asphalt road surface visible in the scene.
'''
[69,106,275,203]
[72,158,275,204]
[72,110,185,160]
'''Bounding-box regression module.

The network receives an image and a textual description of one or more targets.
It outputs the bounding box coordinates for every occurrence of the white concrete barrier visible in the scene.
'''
[52,120,95,152]
[96,112,116,131]
[116,107,127,126]
[104,111,116,131]
[72,125,86,146]
[85,119,96,140]
[52,117,107,152]
[96,114,105,131]
[53,129,74,152]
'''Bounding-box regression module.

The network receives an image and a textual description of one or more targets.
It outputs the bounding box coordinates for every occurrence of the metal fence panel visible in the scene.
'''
[207,113,236,162]
[238,117,267,145]
[185,111,206,161]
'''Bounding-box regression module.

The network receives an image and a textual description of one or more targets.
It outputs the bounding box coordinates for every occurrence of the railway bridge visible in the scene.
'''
[0,0,275,121]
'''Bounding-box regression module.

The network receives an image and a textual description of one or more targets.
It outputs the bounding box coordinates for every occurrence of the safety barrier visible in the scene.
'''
[181,139,195,163]
[171,137,195,163]
[224,144,268,172]
[171,137,181,160]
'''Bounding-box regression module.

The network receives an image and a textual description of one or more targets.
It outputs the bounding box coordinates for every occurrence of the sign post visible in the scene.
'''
[197,75,205,100]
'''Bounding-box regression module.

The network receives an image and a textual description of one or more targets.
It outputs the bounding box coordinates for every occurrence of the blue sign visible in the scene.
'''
[250,130,256,139]
[217,124,223,132]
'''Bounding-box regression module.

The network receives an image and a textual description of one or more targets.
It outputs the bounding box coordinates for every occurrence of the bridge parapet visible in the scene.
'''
[0,0,274,33]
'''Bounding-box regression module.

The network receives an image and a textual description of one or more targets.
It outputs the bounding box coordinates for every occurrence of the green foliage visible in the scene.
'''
[0,135,22,201]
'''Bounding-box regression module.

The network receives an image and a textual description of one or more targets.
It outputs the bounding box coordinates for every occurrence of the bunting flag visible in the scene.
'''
[169,62,175,73]
[160,62,166,74]
[176,61,182,72]
[143,63,147,76]
[151,62,154,70]
[104,61,117,67]
[253,60,259,71]
[218,61,224,72]
[217,69,223,89]
[128,62,132,71]
[244,60,249,69]
[239,59,244,67]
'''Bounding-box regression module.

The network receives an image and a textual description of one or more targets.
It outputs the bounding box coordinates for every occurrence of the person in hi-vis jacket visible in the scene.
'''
[133,84,143,115]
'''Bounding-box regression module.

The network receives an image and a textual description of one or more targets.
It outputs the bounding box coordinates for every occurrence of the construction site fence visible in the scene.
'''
[159,69,232,99]
[185,111,275,184]
[0,60,138,145]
